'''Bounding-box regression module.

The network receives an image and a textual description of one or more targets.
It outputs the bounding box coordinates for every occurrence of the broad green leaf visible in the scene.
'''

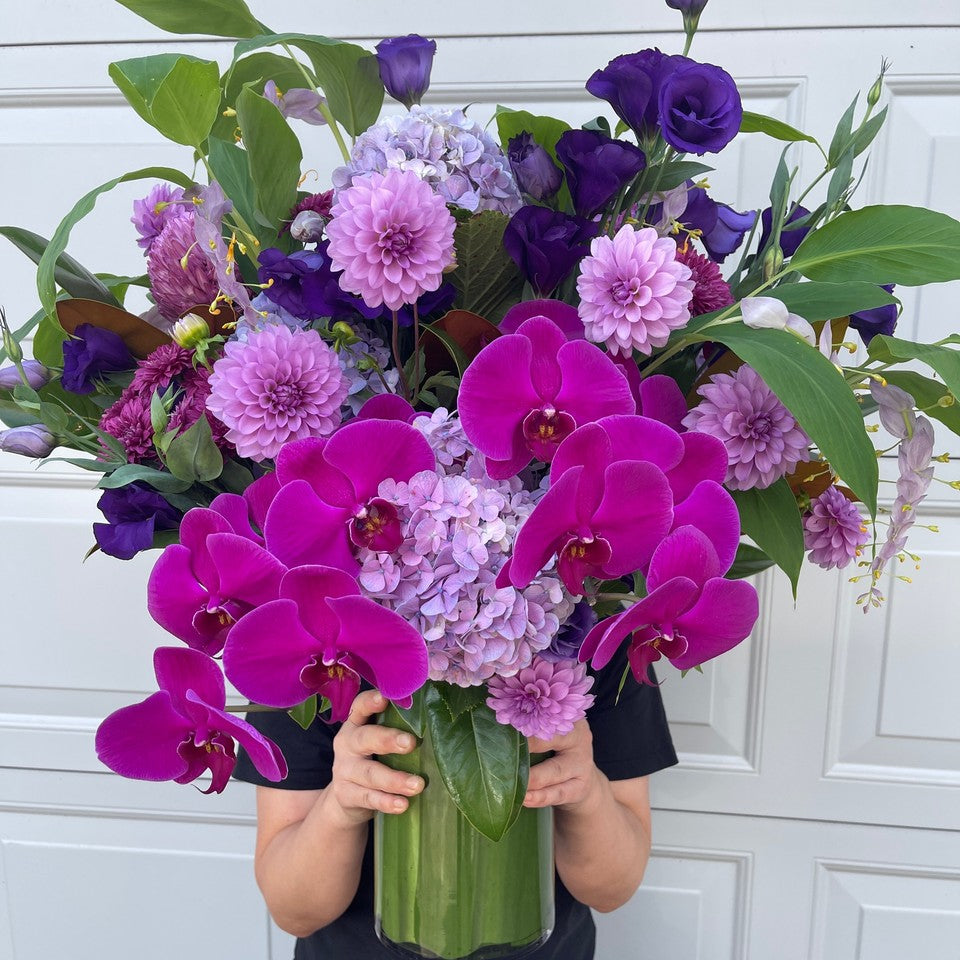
[434,682,488,720]
[421,323,471,378]
[495,106,572,208]
[768,280,897,321]
[828,94,858,166]
[0,227,119,307]
[207,137,262,243]
[164,415,224,481]
[651,160,714,192]
[731,481,805,596]
[868,334,960,400]
[32,316,68,368]
[98,463,192,493]
[740,111,820,148]
[391,687,425,738]
[448,212,525,322]
[218,458,256,494]
[691,324,878,514]
[149,57,222,147]
[425,684,526,842]
[109,55,183,129]
[881,370,960,436]
[37,167,194,320]
[790,205,960,286]
[235,86,302,231]
[213,52,307,142]
[114,0,265,39]
[851,106,887,159]
[727,543,777,580]
[0,399,41,428]
[288,696,318,730]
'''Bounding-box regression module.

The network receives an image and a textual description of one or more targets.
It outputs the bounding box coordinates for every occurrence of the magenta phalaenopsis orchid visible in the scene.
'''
[222,565,429,722]
[458,313,636,480]
[95,647,287,794]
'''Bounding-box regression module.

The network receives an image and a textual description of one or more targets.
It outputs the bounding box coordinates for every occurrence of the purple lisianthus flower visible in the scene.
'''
[223,565,429,721]
[263,79,328,125]
[375,34,437,109]
[666,0,709,13]
[61,323,135,395]
[555,129,646,219]
[507,133,563,202]
[0,360,50,390]
[848,284,898,344]
[540,602,598,662]
[803,485,869,570]
[586,49,685,136]
[659,60,742,155]
[93,483,182,561]
[131,183,189,253]
[96,647,287,794]
[502,207,599,297]
[680,185,757,263]
[487,658,595,740]
[758,204,811,259]
[0,424,55,459]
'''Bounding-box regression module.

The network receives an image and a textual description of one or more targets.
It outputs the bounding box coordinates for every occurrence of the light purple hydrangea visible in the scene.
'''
[803,485,869,570]
[132,183,190,253]
[357,412,575,686]
[486,658,595,740]
[332,105,522,215]
[683,364,810,490]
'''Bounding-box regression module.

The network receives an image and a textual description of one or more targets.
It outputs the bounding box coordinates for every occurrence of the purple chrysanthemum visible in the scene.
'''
[326,167,456,312]
[131,343,194,392]
[132,183,190,253]
[674,242,734,316]
[206,325,348,461]
[487,658,595,740]
[683,364,810,490]
[147,213,219,320]
[99,386,155,463]
[577,225,694,357]
[803,485,869,570]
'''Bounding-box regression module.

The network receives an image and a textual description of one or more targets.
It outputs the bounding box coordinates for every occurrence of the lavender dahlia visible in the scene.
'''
[577,225,695,357]
[803,485,869,570]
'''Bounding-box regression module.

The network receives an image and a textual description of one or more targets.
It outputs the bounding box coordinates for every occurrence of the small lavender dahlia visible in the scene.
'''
[147,213,219,320]
[577,225,694,357]
[326,167,456,312]
[803,486,869,570]
[206,326,348,461]
[683,364,810,490]
[487,658,595,740]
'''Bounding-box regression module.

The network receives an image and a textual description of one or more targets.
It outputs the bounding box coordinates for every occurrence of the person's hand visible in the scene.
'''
[524,720,604,813]
[327,689,425,826]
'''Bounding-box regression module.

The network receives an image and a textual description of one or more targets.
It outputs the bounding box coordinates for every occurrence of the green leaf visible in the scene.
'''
[98,464,192,493]
[234,86,303,231]
[727,543,777,580]
[164,415,224,481]
[652,160,714,192]
[391,687,425,738]
[851,106,888,159]
[740,111,820,148]
[448,212,525,322]
[768,280,897,321]
[731,481,805,596]
[218,458,256,494]
[207,137,262,242]
[881,370,960,436]
[0,227,119,307]
[31,316,68,368]
[36,166,194,320]
[425,685,526,842]
[825,149,854,209]
[213,52,307,141]
[0,399,41,428]
[790,205,960,286]
[434,683,488,720]
[868,335,960,401]
[692,324,878,515]
[114,0,265,39]
[494,106,572,208]
[288,696,318,730]
[828,94,859,166]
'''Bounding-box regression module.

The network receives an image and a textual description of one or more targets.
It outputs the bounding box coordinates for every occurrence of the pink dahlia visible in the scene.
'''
[326,167,456,312]
[577,225,694,357]
[683,364,810,490]
[803,485,869,570]
[206,325,348,461]
[674,242,734,316]
[147,213,219,320]
[487,658,595,740]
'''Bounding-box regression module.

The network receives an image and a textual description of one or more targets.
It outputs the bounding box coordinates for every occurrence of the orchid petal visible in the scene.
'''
[638,374,688,431]
[515,316,567,398]
[245,471,280,532]
[484,445,534,481]
[550,424,612,519]
[501,300,584,338]
[355,394,417,422]
[280,565,359,645]
[153,647,226,714]
[209,493,261,543]
[276,437,356,507]
[201,699,288,782]
[647,526,723,590]
[206,533,287,606]
[670,578,759,669]
[147,545,211,647]
[554,340,636,427]
[667,431,728,501]
[177,508,232,591]
[627,638,663,686]
[594,414,685,472]
[310,666,362,723]
[672,480,740,573]
[557,535,612,595]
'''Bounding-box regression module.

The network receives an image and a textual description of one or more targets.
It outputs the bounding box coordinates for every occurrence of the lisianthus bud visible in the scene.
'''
[762,244,784,280]
[0,360,50,390]
[665,0,708,12]
[290,210,326,243]
[507,133,563,202]
[375,34,437,109]
[1,309,22,365]
[171,313,211,349]
[0,424,55,459]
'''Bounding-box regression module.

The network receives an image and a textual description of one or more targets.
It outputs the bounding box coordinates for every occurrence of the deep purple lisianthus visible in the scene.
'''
[507,133,563,202]
[0,424,55,458]
[848,284,898,344]
[93,483,182,561]
[803,485,869,570]
[61,323,135,394]
[389,281,456,328]
[502,207,599,297]
[659,60,742,155]
[555,129,646,219]
[132,183,189,253]
[666,0,709,14]
[586,49,685,136]
[375,34,437,109]
[487,658,595,739]
[222,565,429,721]
[0,360,50,390]
[540,601,598,662]
[758,204,811,259]
[680,186,757,263]
[96,647,286,793]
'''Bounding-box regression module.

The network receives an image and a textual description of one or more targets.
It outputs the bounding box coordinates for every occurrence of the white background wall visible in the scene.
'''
[1,2,959,958]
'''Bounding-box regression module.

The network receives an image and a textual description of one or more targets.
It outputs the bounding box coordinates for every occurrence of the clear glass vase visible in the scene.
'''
[374,706,555,960]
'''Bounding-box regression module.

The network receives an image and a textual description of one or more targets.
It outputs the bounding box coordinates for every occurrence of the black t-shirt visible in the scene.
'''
[234,646,678,960]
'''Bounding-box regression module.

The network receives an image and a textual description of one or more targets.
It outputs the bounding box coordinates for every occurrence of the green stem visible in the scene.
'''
[637,148,675,226]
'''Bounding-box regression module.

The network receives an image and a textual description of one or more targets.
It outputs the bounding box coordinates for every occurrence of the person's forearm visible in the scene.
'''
[553,771,651,912]
[256,789,369,937]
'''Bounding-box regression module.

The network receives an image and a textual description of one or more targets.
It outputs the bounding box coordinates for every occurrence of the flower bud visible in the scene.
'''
[290,210,326,244]
[375,34,437,109]
[762,244,784,280]
[1,311,22,365]
[0,424,55,459]
[0,360,50,390]
[507,133,563,202]
[171,313,211,349]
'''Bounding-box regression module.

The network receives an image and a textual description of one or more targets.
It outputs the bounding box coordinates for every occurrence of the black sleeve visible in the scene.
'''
[586,644,679,781]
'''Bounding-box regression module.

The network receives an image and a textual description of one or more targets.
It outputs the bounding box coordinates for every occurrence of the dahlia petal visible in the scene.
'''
[638,375,688,431]
[554,341,637,426]
[264,480,356,572]
[205,533,287,606]
[147,545,212,648]
[670,578,759,669]
[153,647,226,715]
[671,480,740,573]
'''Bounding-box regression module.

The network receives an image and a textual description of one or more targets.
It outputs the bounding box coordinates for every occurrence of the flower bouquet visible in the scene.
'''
[2,0,960,956]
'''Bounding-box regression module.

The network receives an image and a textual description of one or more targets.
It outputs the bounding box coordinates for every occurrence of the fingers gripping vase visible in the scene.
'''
[375,706,555,960]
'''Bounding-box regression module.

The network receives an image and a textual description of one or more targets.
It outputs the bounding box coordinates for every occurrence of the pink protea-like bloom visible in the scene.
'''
[803,485,869,570]
[326,167,455,311]
[206,325,348,461]
[674,242,734,316]
[577,225,694,357]
[131,343,194,392]
[147,213,219,320]
[487,658,595,740]
[682,365,810,490]
[99,386,155,462]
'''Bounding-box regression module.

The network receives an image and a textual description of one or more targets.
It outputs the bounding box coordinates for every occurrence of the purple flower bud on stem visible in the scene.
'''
[0,360,50,390]
[375,34,437,109]
[0,424,55,459]
[507,133,563,202]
